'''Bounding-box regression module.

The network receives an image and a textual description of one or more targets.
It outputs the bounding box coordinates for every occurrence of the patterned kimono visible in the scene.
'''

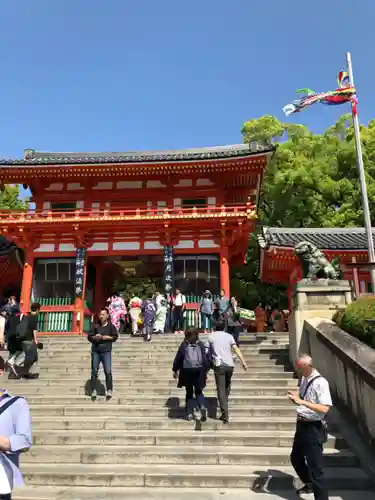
[107,295,127,332]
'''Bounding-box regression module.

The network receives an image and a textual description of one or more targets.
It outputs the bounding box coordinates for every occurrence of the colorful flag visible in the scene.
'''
[337,71,350,88]
[283,73,356,116]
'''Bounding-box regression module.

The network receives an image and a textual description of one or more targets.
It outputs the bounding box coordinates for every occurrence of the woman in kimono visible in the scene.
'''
[107,292,127,333]
[154,296,167,334]
[255,302,267,333]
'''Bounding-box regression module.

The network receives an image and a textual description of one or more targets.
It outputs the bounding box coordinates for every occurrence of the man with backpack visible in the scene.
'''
[0,356,32,499]
[172,327,210,421]
[7,303,41,380]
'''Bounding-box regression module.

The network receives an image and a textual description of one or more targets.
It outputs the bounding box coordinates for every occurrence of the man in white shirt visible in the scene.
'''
[208,321,247,423]
[287,354,332,500]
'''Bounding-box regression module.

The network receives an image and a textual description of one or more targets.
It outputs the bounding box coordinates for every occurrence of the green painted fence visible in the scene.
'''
[38,312,73,333]
[185,309,201,328]
[34,297,94,333]
[34,297,75,306]
[185,294,219,303]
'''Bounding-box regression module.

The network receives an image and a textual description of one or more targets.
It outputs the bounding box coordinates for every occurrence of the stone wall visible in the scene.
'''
[288,280,352,366]
[304,317,375,446]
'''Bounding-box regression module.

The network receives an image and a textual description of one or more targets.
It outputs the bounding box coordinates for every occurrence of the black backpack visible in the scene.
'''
[15,314,29,341]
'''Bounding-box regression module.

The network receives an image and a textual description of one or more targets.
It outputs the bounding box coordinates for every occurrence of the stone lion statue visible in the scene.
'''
[294,241,342,280]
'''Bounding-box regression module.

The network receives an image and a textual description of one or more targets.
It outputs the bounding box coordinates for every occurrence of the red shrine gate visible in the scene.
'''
[0,143,274,334]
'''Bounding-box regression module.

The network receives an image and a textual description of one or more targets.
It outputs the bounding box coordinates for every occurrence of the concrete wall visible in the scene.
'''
[304,317,375,446]
[288,280,352,367]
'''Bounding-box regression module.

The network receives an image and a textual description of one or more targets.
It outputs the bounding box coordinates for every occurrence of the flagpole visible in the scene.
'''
[346,52,375,294]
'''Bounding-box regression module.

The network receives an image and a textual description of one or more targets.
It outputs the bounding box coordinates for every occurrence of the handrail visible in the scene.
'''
[0,203,256,223]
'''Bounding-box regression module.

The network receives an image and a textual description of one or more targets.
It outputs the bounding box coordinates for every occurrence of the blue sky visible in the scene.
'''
[0,0,373,160]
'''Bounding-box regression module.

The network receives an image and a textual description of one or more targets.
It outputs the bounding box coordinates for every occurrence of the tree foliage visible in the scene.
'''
[0,185,28,210]
[242,114,375,228]
[232,114,375,308]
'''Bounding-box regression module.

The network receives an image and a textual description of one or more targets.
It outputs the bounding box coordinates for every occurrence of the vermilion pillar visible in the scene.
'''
[220,246,230,296]
[94,261,106,312]
[20,248,34,313]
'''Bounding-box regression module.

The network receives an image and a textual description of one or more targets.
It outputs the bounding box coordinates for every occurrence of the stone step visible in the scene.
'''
[40,333,290,340]
[38,351,289,360]
[8,377,297,387]
[35,352,288,366]
[39,339,289,345]
[30,430,345,449]
[9,386,296,397]
[39,332,290,339]
[38,344,290,352]
[31,416,302,431]
[21,371,293,379]
[28,404,296,417]
[19,395,293,405]
[24,445,357,467]
[20,366,294,375]
[12,486,375,500]
[31,362,291,371]
[35,343,290,352]
[53,342,291,348]
[20,463,372,489]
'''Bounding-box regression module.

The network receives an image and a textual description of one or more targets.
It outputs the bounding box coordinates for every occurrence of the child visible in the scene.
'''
[172,326,210,421]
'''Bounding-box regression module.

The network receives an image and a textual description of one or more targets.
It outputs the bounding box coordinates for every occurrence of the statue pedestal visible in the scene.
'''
[288,279,353,366]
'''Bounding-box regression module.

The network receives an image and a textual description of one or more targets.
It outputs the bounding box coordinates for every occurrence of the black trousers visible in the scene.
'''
[227,325,241,346]
[22,340,38,373]
[291,419,328,500]
[185,370,205,412]
[0,494,11,499]
[214,365,233,418]
[173,306,184,331]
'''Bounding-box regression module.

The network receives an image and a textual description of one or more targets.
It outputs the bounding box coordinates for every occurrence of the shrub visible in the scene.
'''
[334,296,375,348]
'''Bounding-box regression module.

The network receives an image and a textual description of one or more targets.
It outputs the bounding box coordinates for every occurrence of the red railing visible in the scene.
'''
[0,203,256,225]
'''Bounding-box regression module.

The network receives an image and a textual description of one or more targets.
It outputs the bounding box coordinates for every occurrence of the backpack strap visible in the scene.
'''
[300,375,321,400]
[0,396,22,417]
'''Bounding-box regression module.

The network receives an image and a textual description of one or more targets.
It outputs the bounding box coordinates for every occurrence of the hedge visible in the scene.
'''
[333,296,375,348]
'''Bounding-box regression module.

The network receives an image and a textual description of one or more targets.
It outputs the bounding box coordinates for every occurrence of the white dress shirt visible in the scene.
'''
[297,370,332,421]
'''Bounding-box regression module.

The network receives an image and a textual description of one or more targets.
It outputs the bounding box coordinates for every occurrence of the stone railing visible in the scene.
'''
[303,317,375,448]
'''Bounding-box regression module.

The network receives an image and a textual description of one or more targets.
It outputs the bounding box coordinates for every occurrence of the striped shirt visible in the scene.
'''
[297,370,332,421]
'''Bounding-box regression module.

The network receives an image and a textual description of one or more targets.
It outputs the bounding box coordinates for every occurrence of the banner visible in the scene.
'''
[75,248,86,298]
[163,246,174,295]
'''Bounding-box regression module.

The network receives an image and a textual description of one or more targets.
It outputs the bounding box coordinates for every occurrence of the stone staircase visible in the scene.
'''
[2,333,373,499]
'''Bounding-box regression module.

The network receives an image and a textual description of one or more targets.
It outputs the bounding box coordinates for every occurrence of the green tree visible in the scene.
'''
[230,234,288,310]
[233,114,375,307]
[242,114,375,228]
[0,185,28,210]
